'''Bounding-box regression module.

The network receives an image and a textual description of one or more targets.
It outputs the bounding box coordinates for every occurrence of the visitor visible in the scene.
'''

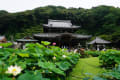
[102,48,106,51]
[74,49,78,53]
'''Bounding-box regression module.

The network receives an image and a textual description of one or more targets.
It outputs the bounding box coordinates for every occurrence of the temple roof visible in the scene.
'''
[34,33,91,39]
[16,39,38,42]
[88,37,111,44]
[43,19,80,28]
[0,36,5,40]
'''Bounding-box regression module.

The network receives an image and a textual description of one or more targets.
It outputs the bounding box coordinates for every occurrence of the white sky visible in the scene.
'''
[0,0,120,12]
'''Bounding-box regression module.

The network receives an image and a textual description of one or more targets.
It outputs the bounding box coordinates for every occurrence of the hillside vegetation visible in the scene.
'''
[0,5,120,47]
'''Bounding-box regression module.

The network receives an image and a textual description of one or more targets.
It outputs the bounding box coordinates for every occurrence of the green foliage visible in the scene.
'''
[0,5,120,47]
[99,49,120,68]
[41,41,51,46]
[93,76,107,80]
[0,42,13,48]
[85,50,101,57]
[18,71,50,80]
[38,61,65,75]
[0,42,80,80]
[56,61,71,71]
[93,65,120,80]
[18,53,29,57]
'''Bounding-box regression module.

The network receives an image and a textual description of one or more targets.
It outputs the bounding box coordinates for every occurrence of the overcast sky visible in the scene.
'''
[0,0,120,12]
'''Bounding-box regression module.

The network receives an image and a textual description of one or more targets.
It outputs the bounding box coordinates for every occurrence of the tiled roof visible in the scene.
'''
[43,19,80,28]
[73,34,92,39]
[34,33,59,38]
[34,33,91,39]
[16,39,38,42]
[88,37,111,44]
[0,36,5,40]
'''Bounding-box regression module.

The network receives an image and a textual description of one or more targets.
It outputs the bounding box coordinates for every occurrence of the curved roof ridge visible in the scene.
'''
[88,37,111,44]
[48,19,71,23]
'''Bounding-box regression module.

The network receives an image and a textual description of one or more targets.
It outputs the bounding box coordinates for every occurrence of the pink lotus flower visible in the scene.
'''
[52,42,56,46]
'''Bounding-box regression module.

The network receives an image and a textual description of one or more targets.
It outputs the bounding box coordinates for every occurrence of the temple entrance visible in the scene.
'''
[57,33,76,49]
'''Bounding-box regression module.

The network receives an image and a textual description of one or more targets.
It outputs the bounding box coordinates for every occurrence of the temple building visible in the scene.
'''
[88,37,111,50]
[33,19,91,49]
[0,36,7,48]
[16,36,38,49]
[0,36,7,43]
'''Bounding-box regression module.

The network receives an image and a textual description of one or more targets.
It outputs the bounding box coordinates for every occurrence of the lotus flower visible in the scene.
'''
[53,56,56,60]
[52,42,56,46]
[62,55,67,58]
[6,65,22,76]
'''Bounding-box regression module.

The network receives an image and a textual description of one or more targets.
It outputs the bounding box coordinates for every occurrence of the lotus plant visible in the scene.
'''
[62,55,67,58]
[6,65,22,80]
[53,56,56,60]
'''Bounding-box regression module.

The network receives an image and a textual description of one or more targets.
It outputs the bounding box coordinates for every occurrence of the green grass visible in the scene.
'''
[66,57,105,80]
